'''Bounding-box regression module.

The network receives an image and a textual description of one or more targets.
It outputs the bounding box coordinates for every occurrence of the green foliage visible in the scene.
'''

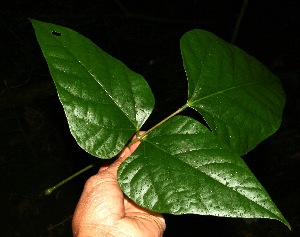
[30,19,154,158]
[182,30,285,156]
[119,115,287,223]
[30,19,290,229]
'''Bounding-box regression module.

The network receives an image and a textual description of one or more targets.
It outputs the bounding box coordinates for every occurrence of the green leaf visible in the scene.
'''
[30,19,154,158]
[118,115,290,229]
[181,30,285,155]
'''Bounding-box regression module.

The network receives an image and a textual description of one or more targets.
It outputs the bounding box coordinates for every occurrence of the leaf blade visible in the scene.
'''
[30,19,154,158]
[118,116,290,228]
[181,29,285,155]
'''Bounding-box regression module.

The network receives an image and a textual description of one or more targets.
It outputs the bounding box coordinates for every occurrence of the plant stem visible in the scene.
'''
[128,103,189,147]
[231,0,249,44]
[44,164,94,195]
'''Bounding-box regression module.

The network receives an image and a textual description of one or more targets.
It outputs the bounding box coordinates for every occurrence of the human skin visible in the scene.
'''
[72,136,166,237]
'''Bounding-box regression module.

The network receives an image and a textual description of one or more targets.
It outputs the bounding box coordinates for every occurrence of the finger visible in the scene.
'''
[115,146,131,163]
[107,146,132,174]
[118,131,145,162]
[99,163,110,172]
[97,146,130,174]
[106,132,144,175]
[99,132,144,174]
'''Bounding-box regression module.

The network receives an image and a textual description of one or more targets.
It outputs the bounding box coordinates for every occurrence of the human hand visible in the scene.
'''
[72,135,166,237]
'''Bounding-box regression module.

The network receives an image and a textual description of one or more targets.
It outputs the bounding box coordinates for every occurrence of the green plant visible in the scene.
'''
[30,19,290,229]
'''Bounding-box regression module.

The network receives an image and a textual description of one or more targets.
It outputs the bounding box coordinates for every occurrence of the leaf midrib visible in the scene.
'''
[47,32,138,129]
[189,80,264,105]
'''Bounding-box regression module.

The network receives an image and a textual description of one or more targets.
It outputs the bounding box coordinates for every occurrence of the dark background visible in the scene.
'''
[1,0,299,236]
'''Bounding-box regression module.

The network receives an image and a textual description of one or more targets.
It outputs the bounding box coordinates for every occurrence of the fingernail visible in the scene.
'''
[119,150,126,158]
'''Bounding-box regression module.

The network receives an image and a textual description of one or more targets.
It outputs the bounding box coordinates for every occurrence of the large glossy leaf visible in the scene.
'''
[181,30,285,156]
[118,115,290,228]
[30,19,154,158]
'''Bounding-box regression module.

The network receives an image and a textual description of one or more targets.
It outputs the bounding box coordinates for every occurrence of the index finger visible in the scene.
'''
[99,132,144,174]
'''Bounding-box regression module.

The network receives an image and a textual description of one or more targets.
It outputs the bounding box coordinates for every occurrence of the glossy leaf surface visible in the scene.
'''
[118,116,290,228]
[31,20,289,229]
[30,19,154,158]
[181,30,285,155]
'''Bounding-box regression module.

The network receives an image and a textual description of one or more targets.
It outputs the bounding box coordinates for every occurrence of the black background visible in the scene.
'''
[1,0,299,236]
